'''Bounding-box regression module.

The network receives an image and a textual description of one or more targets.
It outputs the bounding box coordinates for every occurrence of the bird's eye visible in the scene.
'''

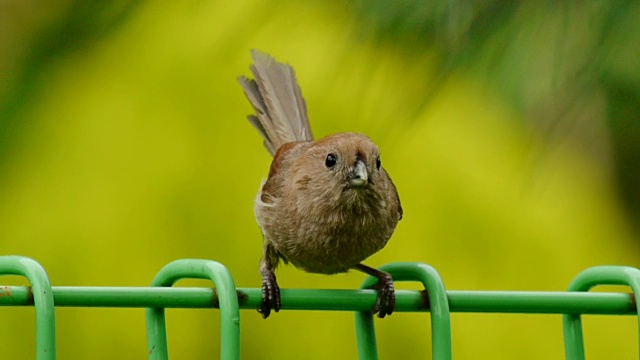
[376,157,381,170]
[325,153,337,168]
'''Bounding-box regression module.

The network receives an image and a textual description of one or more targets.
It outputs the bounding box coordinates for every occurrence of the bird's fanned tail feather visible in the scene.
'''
[238,49,314,156]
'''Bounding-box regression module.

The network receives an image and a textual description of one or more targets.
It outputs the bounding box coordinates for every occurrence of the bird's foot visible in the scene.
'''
[258,271,281,319]
[372,272,395,318]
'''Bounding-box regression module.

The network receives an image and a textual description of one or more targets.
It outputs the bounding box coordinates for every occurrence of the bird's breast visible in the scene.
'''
[255,185,399,274]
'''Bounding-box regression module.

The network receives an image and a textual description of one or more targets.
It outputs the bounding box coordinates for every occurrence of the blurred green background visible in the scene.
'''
[1,0,639,358]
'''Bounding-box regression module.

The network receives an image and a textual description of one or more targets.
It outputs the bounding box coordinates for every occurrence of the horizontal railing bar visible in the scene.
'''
[0,286,634,315]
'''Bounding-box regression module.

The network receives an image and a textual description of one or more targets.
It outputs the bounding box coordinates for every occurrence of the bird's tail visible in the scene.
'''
[238,50,314,156]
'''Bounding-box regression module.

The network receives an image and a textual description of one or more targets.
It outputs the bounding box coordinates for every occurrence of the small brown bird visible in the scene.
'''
[238,50,403,319]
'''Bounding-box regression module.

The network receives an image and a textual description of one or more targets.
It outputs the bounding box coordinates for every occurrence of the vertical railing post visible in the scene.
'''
[145,259,240,360]
[0,256,56,360]
[563,266,640,360]
[355,262,452,360]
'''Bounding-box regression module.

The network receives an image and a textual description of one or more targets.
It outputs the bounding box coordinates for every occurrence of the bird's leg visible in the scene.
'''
[354,263,395,318]
[258,242,281,319]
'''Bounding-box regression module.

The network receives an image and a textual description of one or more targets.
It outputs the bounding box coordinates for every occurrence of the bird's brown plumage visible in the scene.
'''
[238,50,402,318]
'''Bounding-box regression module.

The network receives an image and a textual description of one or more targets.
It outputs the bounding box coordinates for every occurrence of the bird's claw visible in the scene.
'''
[372,273,395,318]
[259,271,281,319]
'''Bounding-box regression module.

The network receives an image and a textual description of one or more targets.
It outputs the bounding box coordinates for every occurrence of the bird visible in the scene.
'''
[238,49,403,319]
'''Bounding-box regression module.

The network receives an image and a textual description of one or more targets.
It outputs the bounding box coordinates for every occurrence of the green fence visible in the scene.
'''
[0,255,638,359]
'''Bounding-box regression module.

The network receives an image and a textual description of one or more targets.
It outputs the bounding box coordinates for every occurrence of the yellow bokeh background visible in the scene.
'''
[1,1,638,358]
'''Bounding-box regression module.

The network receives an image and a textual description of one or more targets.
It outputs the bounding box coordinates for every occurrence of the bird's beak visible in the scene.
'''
[348,159,369,187]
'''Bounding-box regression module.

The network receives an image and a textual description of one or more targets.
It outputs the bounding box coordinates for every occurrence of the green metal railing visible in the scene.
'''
[0,255,638,359]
